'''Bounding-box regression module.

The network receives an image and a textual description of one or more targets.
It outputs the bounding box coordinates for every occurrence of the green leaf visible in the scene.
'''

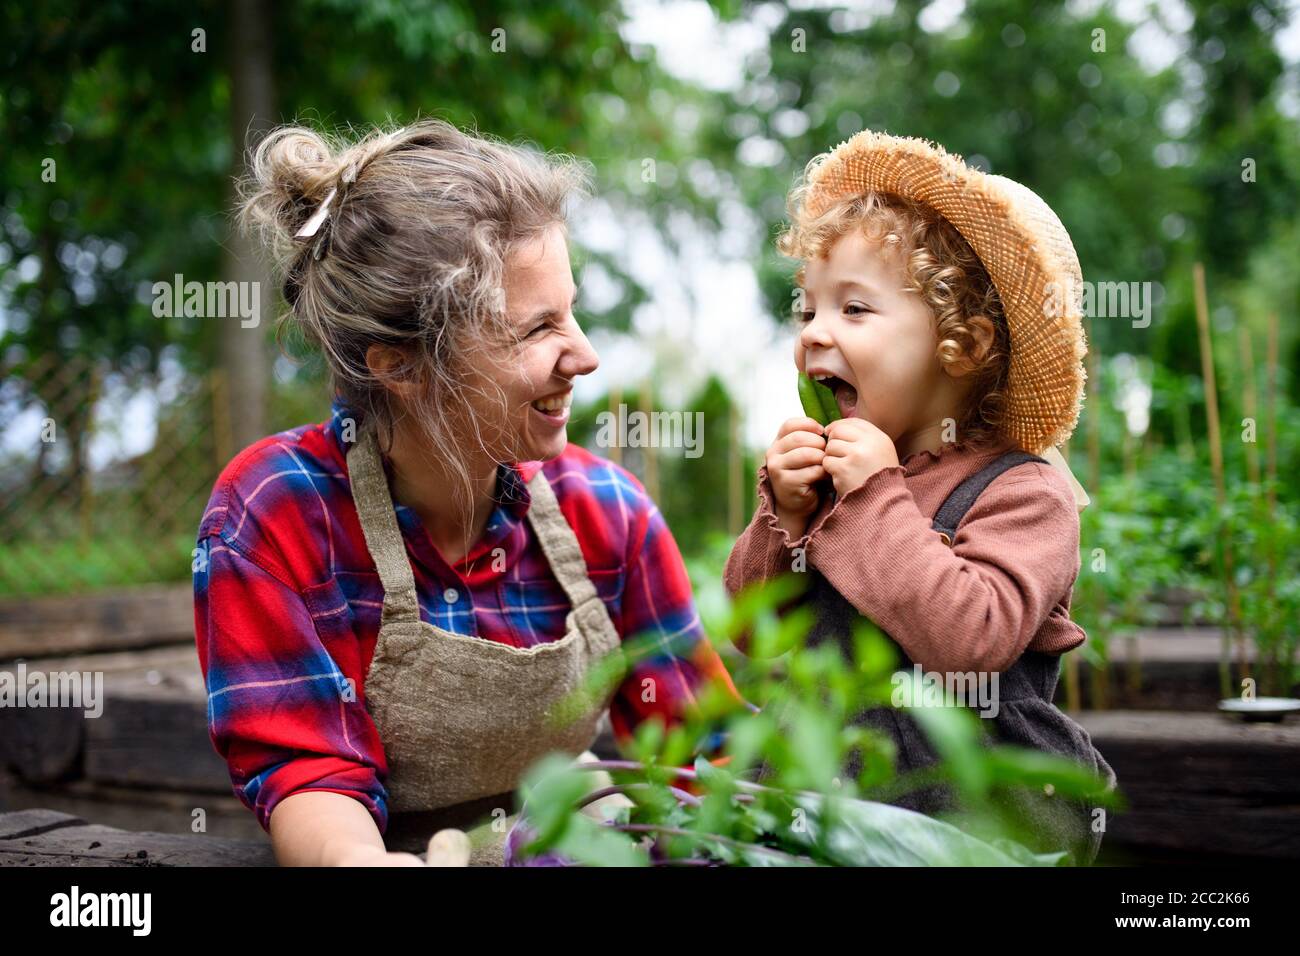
[784,792,1064,867]
[516,754,596,854]
[552,815,648,867]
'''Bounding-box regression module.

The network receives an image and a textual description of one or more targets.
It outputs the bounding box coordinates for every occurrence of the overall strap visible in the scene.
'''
[931,450,1047,545]
[346,426,422,626]
[523,469,600,609]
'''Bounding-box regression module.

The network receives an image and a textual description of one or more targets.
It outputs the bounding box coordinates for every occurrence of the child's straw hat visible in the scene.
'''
[800,128,1087,458]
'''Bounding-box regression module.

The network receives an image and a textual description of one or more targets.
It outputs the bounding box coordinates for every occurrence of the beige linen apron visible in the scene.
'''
[347,426,623,864]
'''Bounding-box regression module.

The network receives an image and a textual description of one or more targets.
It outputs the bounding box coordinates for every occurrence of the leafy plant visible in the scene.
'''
[510,574,1120,867]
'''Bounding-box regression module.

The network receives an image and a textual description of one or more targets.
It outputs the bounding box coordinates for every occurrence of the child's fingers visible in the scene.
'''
[776,416,826,440]
[821,438,856,459]
[773,429,827,456]
[776,445,825,470]
[785,464,827,486]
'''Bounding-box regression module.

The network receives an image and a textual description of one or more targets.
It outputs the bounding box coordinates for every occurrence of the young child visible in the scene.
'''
[724,129,1117,865]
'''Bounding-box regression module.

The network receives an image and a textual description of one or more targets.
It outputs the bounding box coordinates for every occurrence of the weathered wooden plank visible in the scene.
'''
[0,701,85,784]
[1071,629,1299,711]
[0,645,229,791]
[0,583,194,659]
[82,662,229,792]
[0,808,87,840]
[0,810,275,867]
[1079,710,1300,860]
[0,771,265,842]
[1079,709,1300,750]
[0,647,186,781]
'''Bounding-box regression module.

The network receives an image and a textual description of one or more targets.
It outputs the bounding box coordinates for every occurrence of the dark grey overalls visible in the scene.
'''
[791,450,1118,865]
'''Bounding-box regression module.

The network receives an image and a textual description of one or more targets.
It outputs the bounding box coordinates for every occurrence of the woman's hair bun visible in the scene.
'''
[238,126,344,261]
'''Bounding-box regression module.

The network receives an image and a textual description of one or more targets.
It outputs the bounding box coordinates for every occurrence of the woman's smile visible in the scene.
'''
[529,387,573,427]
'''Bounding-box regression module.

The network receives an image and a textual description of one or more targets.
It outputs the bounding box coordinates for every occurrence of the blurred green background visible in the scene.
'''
[2,0,1297,695]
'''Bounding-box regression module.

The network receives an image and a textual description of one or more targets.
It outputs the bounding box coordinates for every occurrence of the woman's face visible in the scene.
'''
[477,223,598,463]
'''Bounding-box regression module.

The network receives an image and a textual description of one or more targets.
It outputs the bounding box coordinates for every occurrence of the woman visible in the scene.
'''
[193,119,743,866]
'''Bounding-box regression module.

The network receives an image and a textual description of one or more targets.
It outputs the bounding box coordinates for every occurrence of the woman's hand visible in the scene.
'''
[327,843,427,866]
[821,417,899,497]
[765,416,829,538]
[328,829,472,866]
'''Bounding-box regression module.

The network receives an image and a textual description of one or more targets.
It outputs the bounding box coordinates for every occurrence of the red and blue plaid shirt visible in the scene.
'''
[194,396,744,835]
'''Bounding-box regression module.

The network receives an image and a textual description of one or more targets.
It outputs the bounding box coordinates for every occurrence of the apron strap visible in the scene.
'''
[930,449,1047,545]
[346,426,422,626]
[523,469,600,609]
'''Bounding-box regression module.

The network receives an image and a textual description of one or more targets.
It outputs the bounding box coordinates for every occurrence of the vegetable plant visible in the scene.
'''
[510,573,1121,867]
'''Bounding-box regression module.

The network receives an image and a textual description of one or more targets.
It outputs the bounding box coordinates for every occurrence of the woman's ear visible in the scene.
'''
[366,344,422,398]
[944,315,995,378]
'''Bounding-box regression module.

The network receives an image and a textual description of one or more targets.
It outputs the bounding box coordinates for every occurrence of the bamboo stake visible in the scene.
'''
[1086,319,1101,492]
[640,378,658,503]
[728,397,742,537]
[1238,324,1260,484]
[1192,263,1246,696]
[607,386,623,466]
[1083,317,1108,707]
[1239,322,1268,689]
[1265,313,1279,516]
[1089,649,1108,711]
[1264,312,1281,691]
[1174,391,1195,463]
[1061,437,1081,713]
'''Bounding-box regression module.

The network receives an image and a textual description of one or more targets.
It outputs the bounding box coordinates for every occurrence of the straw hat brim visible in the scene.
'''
[801,129,1087,455]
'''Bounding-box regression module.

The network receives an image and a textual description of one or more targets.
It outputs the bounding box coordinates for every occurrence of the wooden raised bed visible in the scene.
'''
[4,607,1298,864]
[1077,710,1300,862]
[0,808,274,867]
[0,583,194,660]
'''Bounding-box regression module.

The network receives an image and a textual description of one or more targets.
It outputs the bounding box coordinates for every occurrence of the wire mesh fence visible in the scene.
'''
[2,355,245,597]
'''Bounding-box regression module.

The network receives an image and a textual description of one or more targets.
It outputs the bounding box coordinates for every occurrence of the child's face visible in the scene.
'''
[794,228,962,445]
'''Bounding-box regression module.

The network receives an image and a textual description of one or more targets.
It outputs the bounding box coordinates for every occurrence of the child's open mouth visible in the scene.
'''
[812,373,858,419]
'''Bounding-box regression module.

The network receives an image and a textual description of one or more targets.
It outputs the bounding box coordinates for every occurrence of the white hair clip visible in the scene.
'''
[294,187,338,240]
[294,165,358,259]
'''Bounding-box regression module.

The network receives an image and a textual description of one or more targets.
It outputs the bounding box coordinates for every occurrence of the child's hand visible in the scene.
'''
[765,416,829,537]
[822,418,900,497]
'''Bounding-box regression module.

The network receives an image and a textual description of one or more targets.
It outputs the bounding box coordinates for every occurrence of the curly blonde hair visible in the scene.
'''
[776,188,1012,449]
[237,118,591,532]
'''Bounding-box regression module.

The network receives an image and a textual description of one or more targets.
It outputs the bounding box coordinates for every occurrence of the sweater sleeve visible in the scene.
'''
[802,461,1081,674]
[723,465,815,598]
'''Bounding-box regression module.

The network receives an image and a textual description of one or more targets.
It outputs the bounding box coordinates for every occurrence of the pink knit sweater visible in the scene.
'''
[723,438,1086,674]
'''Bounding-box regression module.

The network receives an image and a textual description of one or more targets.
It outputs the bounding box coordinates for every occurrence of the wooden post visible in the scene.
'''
[211,368,234,470]
[79,363,102,548]
[1192,263,1246,696]
[1238,324,1260,484]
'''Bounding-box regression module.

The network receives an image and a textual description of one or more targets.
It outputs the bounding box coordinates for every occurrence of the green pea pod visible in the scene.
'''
[797,372,841,426]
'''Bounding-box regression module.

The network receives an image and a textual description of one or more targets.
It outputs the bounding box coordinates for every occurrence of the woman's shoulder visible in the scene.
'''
[198,416,345,555]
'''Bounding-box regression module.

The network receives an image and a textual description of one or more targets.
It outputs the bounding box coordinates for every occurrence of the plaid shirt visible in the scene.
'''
[194,396,744,835]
